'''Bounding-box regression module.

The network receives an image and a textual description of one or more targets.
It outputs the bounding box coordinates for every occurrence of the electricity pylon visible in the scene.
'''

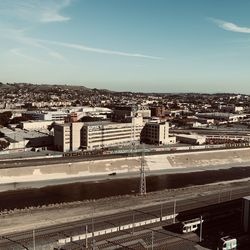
[140,143,146,195]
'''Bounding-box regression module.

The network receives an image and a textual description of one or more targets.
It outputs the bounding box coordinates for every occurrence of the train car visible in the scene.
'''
[180,218,203,234]
[217,236,237,250]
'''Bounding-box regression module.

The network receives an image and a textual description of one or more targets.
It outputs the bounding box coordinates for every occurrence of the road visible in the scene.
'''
[1,184,249,249]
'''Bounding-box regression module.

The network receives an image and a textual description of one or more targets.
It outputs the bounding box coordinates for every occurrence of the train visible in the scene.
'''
[57,213,177,246]
[180,217,203,233]
[57,198,241,247]
[218,236,237,250]
[62,142,250,158]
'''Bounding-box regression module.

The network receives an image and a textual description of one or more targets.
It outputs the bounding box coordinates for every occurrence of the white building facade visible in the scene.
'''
[141,121,176,145]
[54,117,144,152]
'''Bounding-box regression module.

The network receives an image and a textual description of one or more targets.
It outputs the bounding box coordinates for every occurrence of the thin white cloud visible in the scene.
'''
[10,48,45,63]
[0,0,72,23]
[1,28,162,61]
[41,12,70,23]
[41,40,164,60]
[1,28,65,61]
[48,51,66,61]
[40,0,72,23]
[211,18,250,34]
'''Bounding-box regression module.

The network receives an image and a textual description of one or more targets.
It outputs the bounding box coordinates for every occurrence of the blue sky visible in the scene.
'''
[0,0,250,93]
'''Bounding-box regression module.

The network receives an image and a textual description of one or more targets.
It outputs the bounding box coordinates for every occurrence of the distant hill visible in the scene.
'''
[0,82,242,96]
[0,82,91,91]
[0,83,123,99]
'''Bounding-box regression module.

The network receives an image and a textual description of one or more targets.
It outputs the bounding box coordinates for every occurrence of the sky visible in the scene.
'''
[0,0,250,93]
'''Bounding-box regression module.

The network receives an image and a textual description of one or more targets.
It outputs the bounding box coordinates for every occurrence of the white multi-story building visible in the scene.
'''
[23,106,112,122]
[196,112,246,123]
[82,117,143,150]
[54,116,176,152]
[112,105,151,122]
[23,111,68,121]
[141,121,176,145]
[20,120,64,131]
[54,124,71,152]
[54,116,144,152]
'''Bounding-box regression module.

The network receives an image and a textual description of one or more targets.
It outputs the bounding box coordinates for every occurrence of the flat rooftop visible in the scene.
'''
[0,128,50,142]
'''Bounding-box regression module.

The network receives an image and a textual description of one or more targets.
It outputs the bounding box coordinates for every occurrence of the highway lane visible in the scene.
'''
[1,185,249,249]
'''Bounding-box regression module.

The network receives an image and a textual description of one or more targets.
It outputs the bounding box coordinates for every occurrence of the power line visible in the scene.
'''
[106,239,134,249]
[1,236,29,250]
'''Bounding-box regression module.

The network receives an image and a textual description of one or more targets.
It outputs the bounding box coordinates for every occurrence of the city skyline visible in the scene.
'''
[0,0,250,93]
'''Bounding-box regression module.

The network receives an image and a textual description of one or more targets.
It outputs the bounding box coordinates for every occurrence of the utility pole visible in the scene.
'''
[199,215,203,242]
[33,229,36,250]
[132,211,135,235]
[91,204,96,250]
[173,199,176,223]
[218,191,221,203]
[85,225,88,249]
[140,143,146,195]
[151,230,154,250]
[160,203,163,221]
[68,162,72,175]
[91,218,96,250]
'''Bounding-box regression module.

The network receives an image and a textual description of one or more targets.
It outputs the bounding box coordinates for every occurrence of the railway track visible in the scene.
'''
[1,184,250,249]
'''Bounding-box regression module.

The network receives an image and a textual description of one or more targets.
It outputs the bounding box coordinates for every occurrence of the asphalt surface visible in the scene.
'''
[1,185,250,250]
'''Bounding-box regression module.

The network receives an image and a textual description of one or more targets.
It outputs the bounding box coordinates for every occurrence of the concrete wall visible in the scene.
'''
[1,148,250,186]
